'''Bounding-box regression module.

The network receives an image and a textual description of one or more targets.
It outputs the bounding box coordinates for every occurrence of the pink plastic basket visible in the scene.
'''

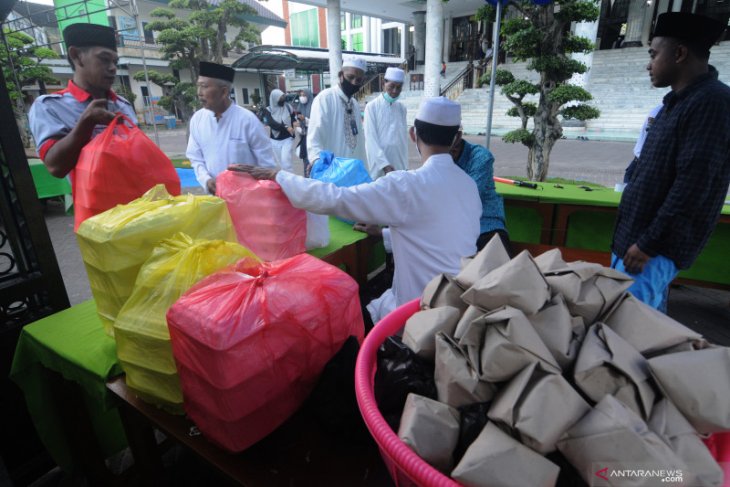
[354,298,459,487]
[355,299,730,487]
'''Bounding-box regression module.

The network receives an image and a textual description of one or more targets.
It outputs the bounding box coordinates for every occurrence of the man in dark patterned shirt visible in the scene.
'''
[611,12,730,312]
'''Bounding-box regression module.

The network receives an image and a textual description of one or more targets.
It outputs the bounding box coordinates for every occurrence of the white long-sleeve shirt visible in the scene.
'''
[306,86,367,166]
[364,94,408,179]
[187,103,276,191]
[275,153,481,313]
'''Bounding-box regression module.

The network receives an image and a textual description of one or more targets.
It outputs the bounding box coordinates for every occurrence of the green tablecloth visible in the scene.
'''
[29,159,73,211]
[309,217,385,273]
[9,217,382,472]
[497,181,730,285]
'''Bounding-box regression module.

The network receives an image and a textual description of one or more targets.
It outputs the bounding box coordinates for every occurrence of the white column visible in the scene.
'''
[623,0,647,47]
[400,23,408,60]
[641,4,654,47]
[569,18,599,87]
[364,16,371,52]
[345,13,352,50]
[443,15,452,63]
[423,0,443,97]
[413,11,426,66]
[326,0,342,86]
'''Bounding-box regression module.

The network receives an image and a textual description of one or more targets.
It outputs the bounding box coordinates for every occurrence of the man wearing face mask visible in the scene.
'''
[262,89,295,172]
[364,67,408,180]
[229,97,481,324]
[186,62,276,194]
[306,57,368,175]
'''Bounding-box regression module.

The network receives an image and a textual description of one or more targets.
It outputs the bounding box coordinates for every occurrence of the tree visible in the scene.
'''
[477,1,601,181]
[138,0,260,121]
[0,28,59,147]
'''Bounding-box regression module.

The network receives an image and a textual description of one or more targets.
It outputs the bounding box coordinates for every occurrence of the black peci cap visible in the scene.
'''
[652,12,726,51]
[199,61,235,83]
[63,23,117,51]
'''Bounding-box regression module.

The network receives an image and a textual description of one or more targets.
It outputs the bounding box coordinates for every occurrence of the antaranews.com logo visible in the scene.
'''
[591,463,685,486]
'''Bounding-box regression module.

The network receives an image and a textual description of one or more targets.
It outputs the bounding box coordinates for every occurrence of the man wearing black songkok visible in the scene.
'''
[611,12,729,312]
[28,23,137,178]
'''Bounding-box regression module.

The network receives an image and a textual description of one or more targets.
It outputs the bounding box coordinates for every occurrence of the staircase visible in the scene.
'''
[389,41,730,140]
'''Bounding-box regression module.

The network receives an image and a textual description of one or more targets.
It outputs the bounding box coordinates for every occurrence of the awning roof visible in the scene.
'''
[233,45,404,73]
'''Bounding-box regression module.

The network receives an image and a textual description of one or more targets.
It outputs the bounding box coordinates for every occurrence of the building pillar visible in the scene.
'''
[413,11,426,66]
[326,0,342,86]
[641,3,654,47]
[623,0,647,47]
[569,18,599,87]
[364,16,371,52]
[442,15,452,63]
[400,23,408,61]
[423,0,443,97]
[345,13,352,50]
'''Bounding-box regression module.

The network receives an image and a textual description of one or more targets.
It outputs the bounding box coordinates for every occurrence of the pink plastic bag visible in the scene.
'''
[216,170,306,261]
[166,253,364,452]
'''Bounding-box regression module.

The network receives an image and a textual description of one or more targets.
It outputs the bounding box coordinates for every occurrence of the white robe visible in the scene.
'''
[306,86,367,166]
[364,94,409,179]
[187,103,276,191]
[275,153,481,320]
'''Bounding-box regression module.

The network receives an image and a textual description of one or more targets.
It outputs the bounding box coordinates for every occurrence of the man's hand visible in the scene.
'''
[228,164,279,181]
[622,243,651,274]
[206,178,216,194]
[80,99,116,128]
[383,165,396,174]
[353,223,383,238]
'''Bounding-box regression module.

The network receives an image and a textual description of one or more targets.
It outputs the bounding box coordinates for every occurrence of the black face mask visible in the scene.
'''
[340,78,360,98]
[277,100,285,106]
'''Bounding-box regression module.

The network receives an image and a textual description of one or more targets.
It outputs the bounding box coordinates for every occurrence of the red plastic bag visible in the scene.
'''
[72,115,181,231]
[167,253,364,452]
[216,170,306,261]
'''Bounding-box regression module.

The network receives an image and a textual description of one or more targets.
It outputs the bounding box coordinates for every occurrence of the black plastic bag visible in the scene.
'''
[374,336,437,431]
[453,402,491,464]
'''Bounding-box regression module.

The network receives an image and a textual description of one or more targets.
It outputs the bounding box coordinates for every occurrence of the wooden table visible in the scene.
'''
[497,182,730,289]
[107,375,390,486]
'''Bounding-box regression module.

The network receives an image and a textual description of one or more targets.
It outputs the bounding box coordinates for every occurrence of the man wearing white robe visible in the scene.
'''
[306,57,368,173]
[231,97,481,323]
[364,67,408,180]
[186,61,276,194]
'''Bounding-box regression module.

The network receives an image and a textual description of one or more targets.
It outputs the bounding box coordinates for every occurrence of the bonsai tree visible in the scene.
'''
[477,1,601,181]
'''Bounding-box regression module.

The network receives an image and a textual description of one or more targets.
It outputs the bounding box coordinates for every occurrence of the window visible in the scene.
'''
[351,32,363,52]
[290,9,319,47]
[242,88,249,105]
[142,21,154,44]
[341,13,345,30]
[351,14,362,29]
[140,86,150,106]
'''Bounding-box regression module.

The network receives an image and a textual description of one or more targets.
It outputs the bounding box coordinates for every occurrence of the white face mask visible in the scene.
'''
[299,96,308,104]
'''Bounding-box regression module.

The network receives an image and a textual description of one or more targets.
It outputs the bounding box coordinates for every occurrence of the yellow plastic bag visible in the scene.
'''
[77,185,237,336]
[114,233,258,413]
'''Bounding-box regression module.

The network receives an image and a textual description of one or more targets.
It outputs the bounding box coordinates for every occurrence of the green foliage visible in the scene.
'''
[478,68,514,87]
[563,34,595,54]
[474,5,495,23]
[503,128,535,145]
[0,29,59,102]
[555,0,601,23]
[547,84,592,105]
[561,104,600,120]
[502,79,539,98]
[507,102,537,118]
[528,56,587,82]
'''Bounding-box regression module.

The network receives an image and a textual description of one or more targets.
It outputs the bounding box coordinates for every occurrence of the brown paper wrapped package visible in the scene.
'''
[488,362,591,454]
[460,306,560,383]
[648,347,730,434]
[460,251,550,315]
[528,294,586,369]
[648,398,723,486]
[453,305,486,341]
[544,262,632,324]
[603,293,703,355]
[451,422,560,487]
[557,395,687,486]
[434,332,496,408]
[421,274,468,313]
[533,247,568,273]
[397,393,461,473]
[574,323,656,419]
[402,306,461,361]
[455,233,511,289]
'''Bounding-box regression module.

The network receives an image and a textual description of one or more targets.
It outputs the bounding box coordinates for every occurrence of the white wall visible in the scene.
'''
[232,71,264,106]
[259,0,286,45]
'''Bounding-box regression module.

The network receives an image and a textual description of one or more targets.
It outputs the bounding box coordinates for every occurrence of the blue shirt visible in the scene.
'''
[454,141,506,235]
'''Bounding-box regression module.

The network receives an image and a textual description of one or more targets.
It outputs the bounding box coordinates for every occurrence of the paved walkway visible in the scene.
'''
[40,135,729,346]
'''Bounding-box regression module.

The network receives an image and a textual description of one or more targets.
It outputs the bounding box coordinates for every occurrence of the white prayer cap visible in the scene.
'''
[415,96,461,126]
[342,56,367,72]
[384,67,405,83]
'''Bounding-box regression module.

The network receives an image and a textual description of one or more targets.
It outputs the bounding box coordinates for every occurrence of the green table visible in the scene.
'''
[10,218,383,477]
[29,159,73,211]
[496,181,730,287]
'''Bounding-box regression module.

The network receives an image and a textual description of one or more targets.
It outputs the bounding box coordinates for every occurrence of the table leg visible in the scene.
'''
[115,400,167,487]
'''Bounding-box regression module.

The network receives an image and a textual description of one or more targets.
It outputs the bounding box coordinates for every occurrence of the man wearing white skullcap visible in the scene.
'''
[305,56,368,175]
[364,67,408,179]
[229,96,481,324]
